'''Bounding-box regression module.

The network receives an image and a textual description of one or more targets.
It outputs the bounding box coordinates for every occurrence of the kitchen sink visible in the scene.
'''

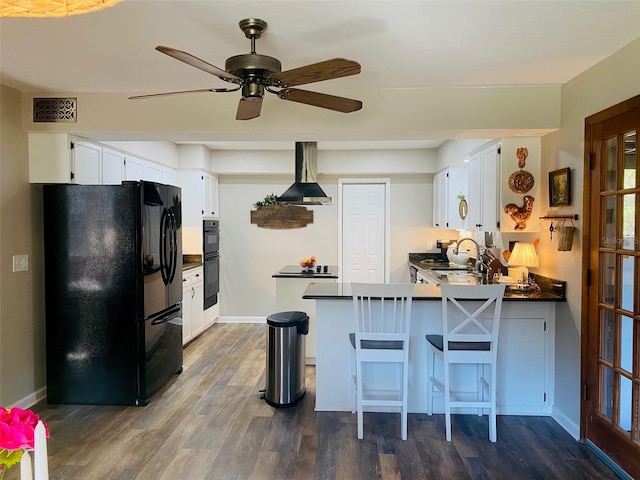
[431,268,473,275]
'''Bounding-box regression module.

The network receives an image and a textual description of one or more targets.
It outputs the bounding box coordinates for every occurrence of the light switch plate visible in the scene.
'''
[12,254,29,272]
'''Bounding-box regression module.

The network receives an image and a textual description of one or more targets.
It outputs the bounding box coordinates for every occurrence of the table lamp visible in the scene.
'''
[508,242,539,283]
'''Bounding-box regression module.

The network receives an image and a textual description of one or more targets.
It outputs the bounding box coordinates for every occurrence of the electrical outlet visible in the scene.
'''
[12,254,29,272]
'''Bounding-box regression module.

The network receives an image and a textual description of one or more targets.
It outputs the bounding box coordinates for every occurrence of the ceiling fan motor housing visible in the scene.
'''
[225,54,282,79]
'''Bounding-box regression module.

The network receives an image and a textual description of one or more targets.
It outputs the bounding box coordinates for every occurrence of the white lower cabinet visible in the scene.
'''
[182,267,204,345]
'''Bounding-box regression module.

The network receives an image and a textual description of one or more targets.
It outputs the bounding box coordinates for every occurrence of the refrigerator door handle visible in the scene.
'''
[159,207,170,286]
[168,211,178,284]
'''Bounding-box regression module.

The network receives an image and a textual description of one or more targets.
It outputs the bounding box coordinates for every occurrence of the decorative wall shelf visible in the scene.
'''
[539,214,579,220]
[250,204,313,229]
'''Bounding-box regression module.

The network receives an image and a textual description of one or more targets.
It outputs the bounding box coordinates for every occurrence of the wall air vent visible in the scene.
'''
[33,98,77,123]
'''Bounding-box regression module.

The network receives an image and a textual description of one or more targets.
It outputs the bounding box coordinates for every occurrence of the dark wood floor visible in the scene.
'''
[9,323,619,480]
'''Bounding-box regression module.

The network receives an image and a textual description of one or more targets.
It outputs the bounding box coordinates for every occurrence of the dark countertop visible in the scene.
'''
[183,254,203,271]
[302,281,566,301]
[273,265,339,279]
[406,253,566,301]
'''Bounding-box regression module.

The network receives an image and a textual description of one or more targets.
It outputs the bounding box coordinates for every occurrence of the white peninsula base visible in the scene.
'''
[314,297,555,416]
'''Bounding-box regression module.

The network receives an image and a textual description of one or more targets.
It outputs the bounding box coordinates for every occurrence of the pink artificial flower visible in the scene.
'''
[0,407,49,451]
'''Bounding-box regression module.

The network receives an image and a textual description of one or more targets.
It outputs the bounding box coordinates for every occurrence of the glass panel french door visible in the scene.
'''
[585,98,640,478]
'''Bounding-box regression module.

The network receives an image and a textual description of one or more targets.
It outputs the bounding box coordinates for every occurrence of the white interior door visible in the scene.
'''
[340,182,387,283]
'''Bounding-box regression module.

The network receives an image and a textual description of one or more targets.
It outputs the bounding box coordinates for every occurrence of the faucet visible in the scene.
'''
[454,238,485,274]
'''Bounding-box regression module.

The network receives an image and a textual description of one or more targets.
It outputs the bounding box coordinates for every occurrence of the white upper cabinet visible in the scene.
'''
[433,166,468,230]
[144,161,163,183]
[162,167,178,187]
[202,172,218,217]
[72,140,101,185]
[28,133,178,187]
[123,155,146,181]
[177,170,219,254]
[102,148,124,185]
[467,143,500,231]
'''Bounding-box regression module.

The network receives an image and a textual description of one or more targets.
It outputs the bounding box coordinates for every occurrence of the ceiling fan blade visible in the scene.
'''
[129,87,240,100]
[156,46,243,84]
[268,58,361,87]
[277,88,362,113]
[236,97,263,120]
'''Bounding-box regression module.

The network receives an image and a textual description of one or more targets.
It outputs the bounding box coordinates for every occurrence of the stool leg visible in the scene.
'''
[444,358,452,441]
[426,347,434,416]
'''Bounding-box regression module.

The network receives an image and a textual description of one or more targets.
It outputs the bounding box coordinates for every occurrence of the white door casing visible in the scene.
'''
[338,180,390,284]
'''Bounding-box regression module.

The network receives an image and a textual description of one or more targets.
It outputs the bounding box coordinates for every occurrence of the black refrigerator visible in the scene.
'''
[43,181,183,406]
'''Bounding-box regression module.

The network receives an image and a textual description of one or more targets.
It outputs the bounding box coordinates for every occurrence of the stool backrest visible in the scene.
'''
[440,283,506,362]
[351,282,414,338]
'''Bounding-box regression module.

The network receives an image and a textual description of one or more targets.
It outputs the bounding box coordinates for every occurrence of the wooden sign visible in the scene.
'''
[250,204,314,229]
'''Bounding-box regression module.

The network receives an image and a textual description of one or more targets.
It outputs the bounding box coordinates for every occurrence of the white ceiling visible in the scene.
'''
[2,0,640,150]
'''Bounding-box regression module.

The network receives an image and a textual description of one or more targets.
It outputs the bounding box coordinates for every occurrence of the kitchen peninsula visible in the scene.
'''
[303,280,565,416]
[273,265,339,364]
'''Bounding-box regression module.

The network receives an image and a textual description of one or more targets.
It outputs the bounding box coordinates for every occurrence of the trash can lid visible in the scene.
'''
[267,311,309,327]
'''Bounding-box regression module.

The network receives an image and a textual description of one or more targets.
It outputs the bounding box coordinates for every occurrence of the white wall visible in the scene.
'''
[0,85,46,407]
[540,37,640,437]
[215,148,444,317]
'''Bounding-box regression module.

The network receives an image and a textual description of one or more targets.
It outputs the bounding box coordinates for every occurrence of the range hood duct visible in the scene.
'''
[276,142,332,205]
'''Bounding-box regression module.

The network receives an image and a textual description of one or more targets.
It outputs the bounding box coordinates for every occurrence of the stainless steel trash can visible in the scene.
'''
[264,311,309,407]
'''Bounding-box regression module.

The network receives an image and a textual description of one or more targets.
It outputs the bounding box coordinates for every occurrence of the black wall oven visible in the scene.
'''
[203,220,220,309]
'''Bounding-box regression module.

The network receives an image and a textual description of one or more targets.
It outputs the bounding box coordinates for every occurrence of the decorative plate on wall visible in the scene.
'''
[508,169,535,194]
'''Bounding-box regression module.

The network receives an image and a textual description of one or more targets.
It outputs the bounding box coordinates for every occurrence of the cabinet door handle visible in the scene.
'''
[191,286,196,299]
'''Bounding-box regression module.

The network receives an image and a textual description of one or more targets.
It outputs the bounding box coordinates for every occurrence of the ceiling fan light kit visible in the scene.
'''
[130,18,363,120]
[0,0,121,17]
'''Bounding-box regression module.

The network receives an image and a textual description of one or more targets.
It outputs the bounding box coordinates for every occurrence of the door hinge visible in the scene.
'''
[544,392,547,402]
[585,269,591,286]
[70,141,75,150]
[446,172,449,178]
[446,222,449,228]
[497,146,501,155]
[544,321,547,332]
[583,384,588,401]
[70,171,74,181]
[589,152,595,170]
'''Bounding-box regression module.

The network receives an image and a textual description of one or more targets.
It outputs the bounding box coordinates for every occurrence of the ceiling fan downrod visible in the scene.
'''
[239,18,267,54]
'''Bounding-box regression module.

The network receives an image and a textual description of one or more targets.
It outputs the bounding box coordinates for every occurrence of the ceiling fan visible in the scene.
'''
[129,18,363,120]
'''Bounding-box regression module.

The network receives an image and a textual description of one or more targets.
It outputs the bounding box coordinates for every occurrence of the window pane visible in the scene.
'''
[601,195,617,248]
[623,131,636,189]
[619,375,632,433]
[620,315,634,372]
[600,253,616,306]
[621,257,635,313]
[601,365,614,420]
[622,194,636,250]
[600,309,615,363]
[604,137,618,191]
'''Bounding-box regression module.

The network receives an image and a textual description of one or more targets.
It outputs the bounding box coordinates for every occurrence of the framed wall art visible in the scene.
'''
[549,167,571,207]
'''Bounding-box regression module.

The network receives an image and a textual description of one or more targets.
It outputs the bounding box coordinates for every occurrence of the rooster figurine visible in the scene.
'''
[504,195,535,230]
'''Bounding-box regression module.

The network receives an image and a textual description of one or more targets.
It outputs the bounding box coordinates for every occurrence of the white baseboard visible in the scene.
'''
[217,316,266,324]
[11,386,47,410]
[552,406,580,440]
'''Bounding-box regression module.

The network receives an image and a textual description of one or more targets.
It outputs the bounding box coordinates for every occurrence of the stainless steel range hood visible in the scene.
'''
[276,142,332,205]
